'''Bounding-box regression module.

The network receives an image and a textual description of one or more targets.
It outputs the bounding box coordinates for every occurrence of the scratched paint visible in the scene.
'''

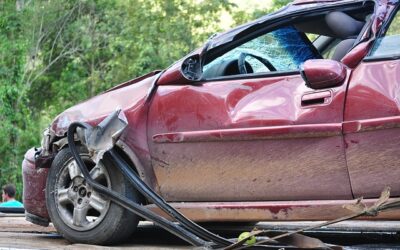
[147,73,352,201]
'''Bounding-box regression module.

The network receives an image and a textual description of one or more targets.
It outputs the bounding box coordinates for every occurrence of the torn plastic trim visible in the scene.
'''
[34,128,55,168]
[107,149,232,247]
[67,121,209,247]
[77,109,128,164]
[67,110,232,247]
[37,128,57,158]
[34,127,79,169]
[25,212,49,227]
[40,128,53,155]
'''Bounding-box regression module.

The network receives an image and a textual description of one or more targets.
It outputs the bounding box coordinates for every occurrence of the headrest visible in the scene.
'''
[325,12,365,39]
[331,38,356,61]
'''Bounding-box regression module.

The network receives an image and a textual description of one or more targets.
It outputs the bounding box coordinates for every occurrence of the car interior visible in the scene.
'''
[202,3,375,79]
[298,10,372,61]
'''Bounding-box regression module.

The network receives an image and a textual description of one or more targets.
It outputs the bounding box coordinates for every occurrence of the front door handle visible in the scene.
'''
[301,90,332,107]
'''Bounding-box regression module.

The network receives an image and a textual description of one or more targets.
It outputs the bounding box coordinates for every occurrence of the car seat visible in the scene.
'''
[325,11,365,61]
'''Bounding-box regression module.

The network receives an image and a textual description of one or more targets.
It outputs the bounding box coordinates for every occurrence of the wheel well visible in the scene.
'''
[51,137,147,206]
[108,146,147,206]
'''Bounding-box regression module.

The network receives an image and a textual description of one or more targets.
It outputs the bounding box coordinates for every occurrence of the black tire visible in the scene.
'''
[46,146,140,245]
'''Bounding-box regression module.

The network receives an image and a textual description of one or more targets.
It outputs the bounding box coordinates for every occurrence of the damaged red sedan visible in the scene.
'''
[23,0,400,245]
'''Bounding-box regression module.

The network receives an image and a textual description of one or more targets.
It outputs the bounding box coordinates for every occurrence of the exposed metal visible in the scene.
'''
[22,0,400,236]
[80,110,128,164]
[68,123,209,246]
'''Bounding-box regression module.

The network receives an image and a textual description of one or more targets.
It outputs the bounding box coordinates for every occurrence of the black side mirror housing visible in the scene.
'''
[181,54,202,81]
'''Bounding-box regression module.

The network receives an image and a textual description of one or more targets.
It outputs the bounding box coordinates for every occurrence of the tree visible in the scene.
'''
[0,0,239,199]
[270,0,291,10]
[0,0,287,200]
[0,1,33,198]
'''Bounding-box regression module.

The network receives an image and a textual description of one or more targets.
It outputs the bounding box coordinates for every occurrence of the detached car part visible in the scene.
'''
[22,0,400,246]
[61,110,230,247]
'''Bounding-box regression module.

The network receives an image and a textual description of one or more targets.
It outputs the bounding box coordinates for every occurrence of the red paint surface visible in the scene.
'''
[148,72,352,201]
[23,0,400,222]
[157,47,202,86]
[22,148,49,219]
[344,58,400,198]
[146,199,400,222]
[153,123,342,143]
[50,73,160,189]
[342,42,372,68]
[209,203,309,215]
[302,59,347,88]
[105,70,161,93]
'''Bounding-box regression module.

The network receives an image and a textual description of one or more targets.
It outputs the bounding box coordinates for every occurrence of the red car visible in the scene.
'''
[23,0,400,245]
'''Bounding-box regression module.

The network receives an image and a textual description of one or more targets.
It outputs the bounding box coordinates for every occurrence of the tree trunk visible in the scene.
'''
[16,0,24,11]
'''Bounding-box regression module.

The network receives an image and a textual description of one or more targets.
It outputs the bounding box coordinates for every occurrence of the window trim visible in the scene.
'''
[203,1,375,66]
[201,70,300,83]
[202,26,321,81]
[200,1,376,82]
[364,4,400,62]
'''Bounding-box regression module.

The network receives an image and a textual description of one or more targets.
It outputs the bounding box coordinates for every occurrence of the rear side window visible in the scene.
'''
[368,8,400,59]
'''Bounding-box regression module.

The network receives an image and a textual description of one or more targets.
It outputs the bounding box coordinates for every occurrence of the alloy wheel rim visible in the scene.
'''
[55,158,111,231]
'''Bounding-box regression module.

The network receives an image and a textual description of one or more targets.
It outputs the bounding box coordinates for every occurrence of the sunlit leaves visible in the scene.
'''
[0,0,270,200]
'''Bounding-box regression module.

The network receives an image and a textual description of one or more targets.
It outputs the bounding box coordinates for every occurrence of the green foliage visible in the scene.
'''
[230,0,291,27]
[270,0,292,10]
[0,1,33,200]
[387,9,400,36]
[0,0,283,202]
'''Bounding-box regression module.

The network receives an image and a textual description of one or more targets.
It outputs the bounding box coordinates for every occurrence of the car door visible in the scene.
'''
[344,5,400,198]
[147,25,353,202]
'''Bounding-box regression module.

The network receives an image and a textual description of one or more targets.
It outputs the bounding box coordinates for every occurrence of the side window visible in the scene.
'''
[368,8,400,59]
[202,26,321,79]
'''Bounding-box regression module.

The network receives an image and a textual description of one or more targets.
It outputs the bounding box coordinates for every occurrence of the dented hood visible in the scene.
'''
[50,71,159,136]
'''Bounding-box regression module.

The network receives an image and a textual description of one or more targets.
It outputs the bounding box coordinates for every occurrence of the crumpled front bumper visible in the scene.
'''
[22,148,50,226]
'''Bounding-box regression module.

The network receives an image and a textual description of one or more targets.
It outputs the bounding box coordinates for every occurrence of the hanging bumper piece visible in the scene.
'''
[67,110,350,249]
[67,110,232,248]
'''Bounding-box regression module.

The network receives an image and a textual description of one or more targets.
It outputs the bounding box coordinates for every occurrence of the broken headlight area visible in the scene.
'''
[34,128,58,169]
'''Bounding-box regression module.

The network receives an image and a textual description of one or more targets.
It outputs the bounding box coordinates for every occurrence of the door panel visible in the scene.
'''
[344,60,400,198]
[147,74,352,202]
[344,6,400,198]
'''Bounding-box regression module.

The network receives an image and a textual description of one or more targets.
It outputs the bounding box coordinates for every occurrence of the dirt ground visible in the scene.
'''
[1,214,400,249]
[0,215,188,249]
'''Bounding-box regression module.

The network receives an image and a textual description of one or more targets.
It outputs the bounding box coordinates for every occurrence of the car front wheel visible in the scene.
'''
[45,146,140,245]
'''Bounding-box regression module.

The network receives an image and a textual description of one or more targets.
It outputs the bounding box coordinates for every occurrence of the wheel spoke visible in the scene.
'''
[72,207,88,227]
[57,188,71,205]
[89,192,108,213]
[68,161,82,180]
[89,165,105,182]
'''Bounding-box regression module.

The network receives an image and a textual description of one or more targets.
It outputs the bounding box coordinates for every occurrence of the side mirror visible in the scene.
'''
[157,54,202,86]
[181,54,202,81]
[301,59,347,89]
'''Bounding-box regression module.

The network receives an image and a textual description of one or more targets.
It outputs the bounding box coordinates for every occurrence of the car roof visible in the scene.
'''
[206,0,375,51]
